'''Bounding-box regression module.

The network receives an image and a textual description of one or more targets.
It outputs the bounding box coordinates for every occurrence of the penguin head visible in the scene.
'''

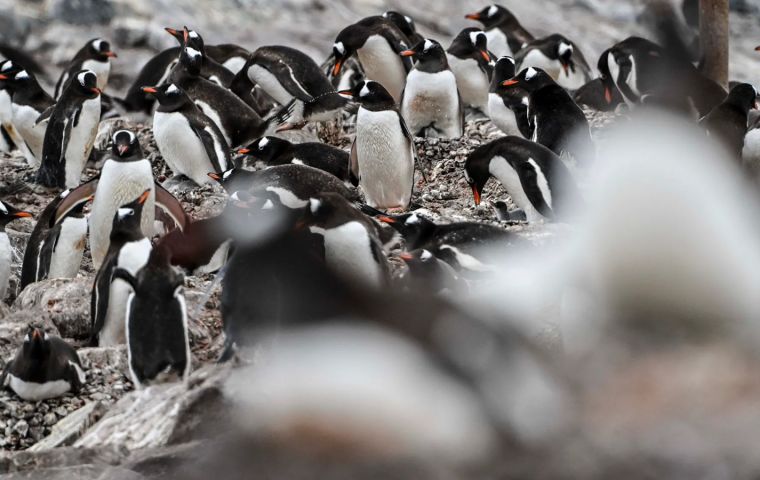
[450,28,491,63]
[22,326,51,360]
[165,26,205,51]
[597,49,617,105]
[208,167,255,193]
[464,150,492,207]
[376,211,435,247]
[111,130,143,160]
[238,136,291,163]
[178,46,204,75]
[6,69,33,88]
[500,67,554,93]
[339,80,395,110]
[0,200,32,228]
[465,5,514,29]
[300,192,354,228]
[332,24,369,77]
[491,56,516,85]
[111,189,150,234]
[73,70,101,97]
[400,39,448,71]
[382,11,417,40]
[142,83,190,111]
[399,249,439,276]
[88,38,117,61]
[549,34,575,75]
[0,60,22,82]
[726,83,759,113]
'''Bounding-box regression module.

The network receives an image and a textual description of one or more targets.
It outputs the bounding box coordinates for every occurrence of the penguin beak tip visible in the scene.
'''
[400,50,416,57]
[208,172,221,181]
[14,211,32,218]
[399,253,414,262]
[237,148,250,155]
[465,13,480,20]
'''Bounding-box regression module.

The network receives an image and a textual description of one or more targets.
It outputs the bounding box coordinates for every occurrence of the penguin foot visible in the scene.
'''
[275,121,306,133]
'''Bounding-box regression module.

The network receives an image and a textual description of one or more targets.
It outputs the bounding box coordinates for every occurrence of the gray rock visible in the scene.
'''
[29,402,107,451]
[0,445,126,474]
[47,0,115,25]
[13,278,91,340]
[0,311,59,362]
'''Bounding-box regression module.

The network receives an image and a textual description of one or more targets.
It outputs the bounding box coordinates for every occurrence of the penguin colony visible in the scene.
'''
[0,5,755,404]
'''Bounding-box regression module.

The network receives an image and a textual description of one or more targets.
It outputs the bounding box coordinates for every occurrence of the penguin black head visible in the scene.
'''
[501,67,555,93]
[490,56,516,90]
[71,69,101,98]
[376,211,435,247]
[114,245,184,299]
[382,11,417,40]
[0,200,32,229]
[111,189,150,236]
[21,326,51,361]
[111,130,143,160]
[400,39,449,72]
[87,38,117,62]
[332,24,370,77]
[725,83,759,113]
[597,49,618,105]
[0,60,22,83]
[165,26,205,51]
[465,5,516,29]
[338,80,396,110]
[399,249,439,276]
[450,28,492,63]
[300,192,357,229]
[546,34,575,75]
[178,45,204,76]
[238,136,291,163]
[142,83,191,111]
[464,149,493,206]
[208,167,256,193]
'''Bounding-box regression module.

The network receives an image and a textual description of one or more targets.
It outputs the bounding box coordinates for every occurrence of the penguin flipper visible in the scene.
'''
[256,59,314,102]
[35,104,55,126]
[34,224,61,283]
[349,139,360,185]
[397,112,428,182]
[54,178,98,225]
[188,119,230,174]
[517,162,554,219]
[91,254,116,344]
[155,183,188,233]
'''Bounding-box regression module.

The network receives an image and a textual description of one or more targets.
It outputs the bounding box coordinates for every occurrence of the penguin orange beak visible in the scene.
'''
[207,172,221,181]
[183,27,189,44]
[332,59,344,77]
[377,215,397,224]
[13,211,32,218]
[31,329,42,341]
[755,46,760,52]
[501,79,519,87]
[138,189,151,205]
[118,144,129,155]
[471,184,481,206]
[237,148,251,155]
[604,86,613,104]
[465,12,481,20]
[337,89,353,98]
[103,51,117,58]
[398,252,414,261]
[480,50,491,62]
[165,27,179,36]
[0,74,7,80]
[400,50,416,57]
[91,87,102,95]
[142,86,158,94]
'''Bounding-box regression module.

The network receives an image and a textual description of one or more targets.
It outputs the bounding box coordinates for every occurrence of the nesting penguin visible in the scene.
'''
[37,70,101,188]
[145,83,231,185]
[488,56,528,137]
[91,191,152,346]
[115,246,190,388]
[465,5,535,58]
[340,80,415,210]
[54,38,116,99]
[7,68,54,167]
[447,28,494,113]
[0,200,32,300]
[464,135,579,222]
[516,34,592,91]
[699,83,758,159]
[1,327,86,401]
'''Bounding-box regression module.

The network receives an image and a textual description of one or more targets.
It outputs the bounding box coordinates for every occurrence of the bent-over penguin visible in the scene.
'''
[488,56,529,137]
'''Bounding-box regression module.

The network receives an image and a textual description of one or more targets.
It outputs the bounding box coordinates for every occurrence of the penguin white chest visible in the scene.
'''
[488,155,549,222]
[0,232,11,300]
[447,55,489,111]
[743,129,760,166]
[64,97,101,188]
[401,69,461,138]
[48,216,88,279]
[12,103,46,163]
[0,89,12,123]
[153,111,215,185]
[247,64,294,106]
[357,35,407,102]
[488,93,520,136]
[7,375,72,401]
[485,29,512,58]
[355,108,415,209]
[311,222,384,288]
[82,59,111,91]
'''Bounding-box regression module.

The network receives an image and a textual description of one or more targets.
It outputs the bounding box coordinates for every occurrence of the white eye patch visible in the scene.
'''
[92,39,104,50]
[117,208,134,218]
[185,47,201,59]
[1,62,12,72]
[469,31,484,46]
[15,70,29,80]
[77,70,94,86]
[487,5,498,17]
[259,137,270,149]
[309,198,321,214]
[404,15,413,24]
[0,202,8,214]
[188,30,199,39]
[558,42,573,56]
[223,169,234,180]
[525,67,538,80]
[167,84,179,94]
[423,39,434,51]
[405,213,420,225]
[360,83,370,97]
[334,42,345,55]
[421,250,433,261]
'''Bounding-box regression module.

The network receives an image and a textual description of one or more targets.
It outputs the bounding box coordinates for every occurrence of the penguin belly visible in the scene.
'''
[63,97,101,188]
[447,55,489,112]
[223,57,247,74]
[0,91,34,164]
[357,35,407,102]
[743,129,760,174]
[82,59,111,92]
[47,216,88,279]
[488,93,520,136]
[12,103,45,166]
[89,160,155,269]
[0,232,10,300]
[100,238,152,346]
[488,155,549,222]
[519,50,561,81]
[401,69,462,138]
[247,64,294,106]
[153,111,216,185]
[7,375,72,401]
[485,29,512,58]
[311,222,385,288]
[356,108,414,209]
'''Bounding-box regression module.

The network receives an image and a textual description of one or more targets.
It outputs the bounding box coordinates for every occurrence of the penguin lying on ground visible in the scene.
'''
[0,200,32,300]
[54,38,116,99]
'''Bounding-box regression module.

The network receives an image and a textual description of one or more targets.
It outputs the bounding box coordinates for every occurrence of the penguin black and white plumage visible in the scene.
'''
[699,83,757,159]
[400,39,463,138]
[331,16,413,103]
[91,190,153,347]
[382,11,424,46]
[464,135,579,222]
[114,245,189,388]
[169,46,265,147]
[399,249,467,295]
[241,45,347,130]
[54,38,116,99]
[37,70,101,188]
[0,60,35,163]
[447,28,494,113]
[465,5,535,58]
[743,110,760,172]
[168,27,235,87]
[89,130,157,268]
[1,327,85,401]
[19,189,89,291]
[573,77,623,112]
[145,83,231,185]
[488,56,529,137]
[502,67,592,164]
[340,80,415,210]
[0,200,32,300]
[516,34,592,91]
[7,68,54,168]
[239,136,356,185]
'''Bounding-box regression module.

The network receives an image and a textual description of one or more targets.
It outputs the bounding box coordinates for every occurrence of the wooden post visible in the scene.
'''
[699,0,729,90]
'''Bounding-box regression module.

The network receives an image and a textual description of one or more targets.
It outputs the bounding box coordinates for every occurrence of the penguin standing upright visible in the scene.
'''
[0,200,32,300]
[7,69,54,167]
[447,28,494,113]
[37,70,101,188]
[114,246,190,388]
[699,83,757,159]
[488,56,529,137]
[331,16,413,102]
[89,130,156,269]
[54,38,116,99]
[20,190,89,290]
[1,327,86,401]
[400,39,464,138]
[516,34,592,91]
[145,83,230,186]
[0,60,35,164]
[340,80,415,210]
[91,191,152,346]
[465,5,535,58]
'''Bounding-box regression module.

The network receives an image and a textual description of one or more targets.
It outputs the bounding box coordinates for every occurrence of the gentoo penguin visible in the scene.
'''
[91,190,152,346]
[240,46,347,130]
[382,11,424,46]
[37,70,101,188]
[7,68,54,167]
[89,130,156,269]
[0,60,35,164]
[1,327,85,401]
[516,34,592,91]
[400,39,463,138]
[464,136,579,222]
[54,38,116,99]
[488,56,529,137]
[399,249,467,295]
[0,200,32,300]
[19,190,89,290]
[114,246,189,388]
[447,28,493,113]
[502,67,592,164]
[340,80,415,210]
[699,83,757,159]
[166,26,234,87]
[743,111,760,172]
[169,45,265,147]
[239,136,356,184]
[573,77,623,112]
[465,5,535,58]
[144,83,230,185]
[331,16,413,102]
